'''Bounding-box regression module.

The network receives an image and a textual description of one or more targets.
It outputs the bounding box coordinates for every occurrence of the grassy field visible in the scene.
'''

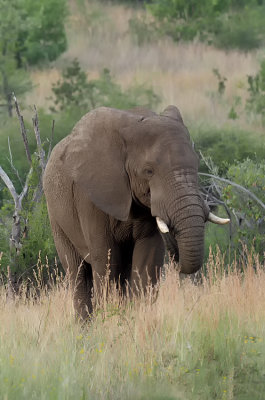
[1,2,265,399]
[26,0,263,133]
[0,251,265,399]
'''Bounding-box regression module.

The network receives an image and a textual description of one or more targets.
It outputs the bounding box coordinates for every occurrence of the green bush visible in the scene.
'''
[17,197,57,276]
[193,127,265,175]
[147,0,265,50]
[246,59,265,124]
[224,160,265,256]
[214,7,265,51]
[18,0,68,65]
[50,60,161,113]
[203,159,265,261]
[0,156,57,276]
[129,15,159,45]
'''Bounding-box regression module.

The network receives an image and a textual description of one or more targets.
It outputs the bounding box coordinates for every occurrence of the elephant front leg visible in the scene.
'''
[130,231,165,294]
[50,219,93,320]
[90,245,123,303]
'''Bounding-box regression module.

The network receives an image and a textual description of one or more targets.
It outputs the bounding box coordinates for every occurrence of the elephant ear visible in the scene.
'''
[161,105,184,123]
[69,110,132,221]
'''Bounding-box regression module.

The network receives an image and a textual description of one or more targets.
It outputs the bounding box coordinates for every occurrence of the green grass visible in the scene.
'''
[0,252,265,399]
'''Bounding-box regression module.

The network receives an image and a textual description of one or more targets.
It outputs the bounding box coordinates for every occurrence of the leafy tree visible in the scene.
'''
[50,59,160,113]
[0,0,67,117]
[0,101,57,278]
[17,0,67,65]
[0,0,31,117]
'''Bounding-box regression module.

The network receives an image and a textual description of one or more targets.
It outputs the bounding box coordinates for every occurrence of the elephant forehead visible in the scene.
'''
[130,134,197,168]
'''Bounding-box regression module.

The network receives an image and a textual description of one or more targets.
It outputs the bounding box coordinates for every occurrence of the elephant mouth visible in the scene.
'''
[156,213,230,274]
[156,213,230,232]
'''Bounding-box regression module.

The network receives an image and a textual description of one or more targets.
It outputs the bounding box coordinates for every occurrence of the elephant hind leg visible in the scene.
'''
[50,218,93,320]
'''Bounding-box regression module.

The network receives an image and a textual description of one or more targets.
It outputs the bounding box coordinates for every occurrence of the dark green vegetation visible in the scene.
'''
[0,0,67,117]
[50,60,160,113]
[123,0,265,51]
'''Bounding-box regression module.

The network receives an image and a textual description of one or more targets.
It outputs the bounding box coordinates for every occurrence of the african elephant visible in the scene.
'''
[43,106,229,319]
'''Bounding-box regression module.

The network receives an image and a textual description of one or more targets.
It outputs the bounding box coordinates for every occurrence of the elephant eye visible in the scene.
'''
[143,167,154,178]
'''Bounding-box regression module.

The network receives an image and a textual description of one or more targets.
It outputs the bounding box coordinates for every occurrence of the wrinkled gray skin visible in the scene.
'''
[43,106,209,319]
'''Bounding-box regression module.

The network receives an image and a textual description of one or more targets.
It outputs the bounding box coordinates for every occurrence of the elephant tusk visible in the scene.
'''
[208,212,230,225]
[156,217,169,233]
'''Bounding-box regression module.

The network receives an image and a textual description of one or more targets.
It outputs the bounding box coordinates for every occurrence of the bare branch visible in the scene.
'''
[32,105,46,174]
[18,166,33,209]
[0,166,19,209]
[13,93,32,164]
[7,137,23,188]
[199,172,265,211]
[47,119,55,161]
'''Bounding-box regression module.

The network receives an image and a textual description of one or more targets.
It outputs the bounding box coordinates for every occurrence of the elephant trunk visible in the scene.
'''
[175,223,205,274]
[156,186,206,274]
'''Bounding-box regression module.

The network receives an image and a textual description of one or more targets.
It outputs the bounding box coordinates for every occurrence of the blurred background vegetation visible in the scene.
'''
[0,0,264,279]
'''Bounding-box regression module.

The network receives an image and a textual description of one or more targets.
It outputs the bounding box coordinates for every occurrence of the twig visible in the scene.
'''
[12,93,31,164]
[47,120,55,161]
[199,172,265,211]
[19,166,33,207]
[32,105,46,174]
[7,137,23,188]
[0,166,19,209]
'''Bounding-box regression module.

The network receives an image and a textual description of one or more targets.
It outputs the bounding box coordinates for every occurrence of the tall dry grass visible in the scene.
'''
[26,0,264,133]
[1,250,265,399]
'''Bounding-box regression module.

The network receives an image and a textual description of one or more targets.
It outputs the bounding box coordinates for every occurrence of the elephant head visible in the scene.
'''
[70,106,229,274]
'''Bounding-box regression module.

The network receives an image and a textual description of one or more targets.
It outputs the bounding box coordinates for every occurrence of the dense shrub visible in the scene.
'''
[17,197,57,275]
[147,0,265,50]
[17,0,67,65]
[214,7,265,51]
[193,127,265,175]
[224,160,265,256]
[50,60,161,113]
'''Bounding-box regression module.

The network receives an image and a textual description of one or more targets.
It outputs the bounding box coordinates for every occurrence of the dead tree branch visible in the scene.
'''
[13,93,31,164]
[199,172,265,211]
[33,105,46,174]
[47,119,55,161]
[0,166,19,209]
[8,137,23,188]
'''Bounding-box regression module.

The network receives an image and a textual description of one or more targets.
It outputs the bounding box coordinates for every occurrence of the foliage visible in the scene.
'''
[211,59,265,125]
[212,68,227,96]
[0,189,13,268]
[147,0,265,50]
[16,0,68,66]
[0,118,39,193]
[215,6,265,51]
[223,159,265,256]
[246,59,265,124]
[101,0,149,4]
[0,0,67,117]
[0,147,57,276]
[194,127,265,175]
[17,197,56,276]
[50,59,161,113]
[129,15,159,46]
[0,0,32,116]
